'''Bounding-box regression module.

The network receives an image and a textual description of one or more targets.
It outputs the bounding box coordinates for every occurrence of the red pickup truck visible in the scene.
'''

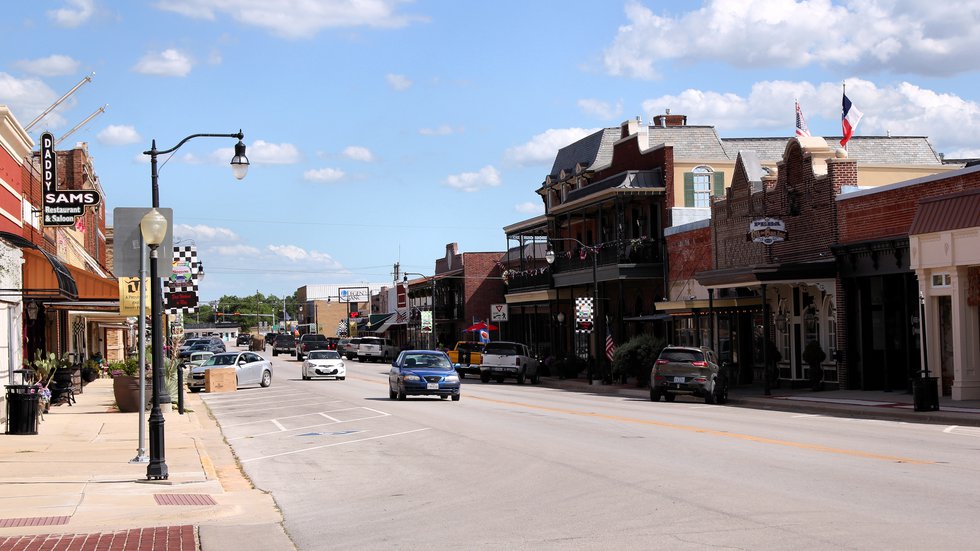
[295,334,340,361]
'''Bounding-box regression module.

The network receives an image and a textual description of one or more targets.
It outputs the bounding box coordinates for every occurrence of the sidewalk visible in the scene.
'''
[538,376,980,427]
[0,378,295,551]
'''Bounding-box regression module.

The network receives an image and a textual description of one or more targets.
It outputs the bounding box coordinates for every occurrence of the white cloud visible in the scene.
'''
[578,98,622,120]
[515,201,544,215]
[444,165,501,193]
[48,0,95,28]
[640,78,980,158]
[504,128,599,167]
[15,55,80,77]
[0,73,66,128]
[386,73,412,91]
[133,49,193,77]
[303,167,346,183]
[97,125,142,146]
[342,146,374,162]
[267,244,342,268]
[213,139,301,165]
[419,125,461,136]
[212,244,261,256]
[155,0,429,39]
[602,0,980,78]
[174,224,240,242]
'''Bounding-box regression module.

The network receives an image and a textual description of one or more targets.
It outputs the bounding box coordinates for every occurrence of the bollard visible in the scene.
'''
[177,366,184,414]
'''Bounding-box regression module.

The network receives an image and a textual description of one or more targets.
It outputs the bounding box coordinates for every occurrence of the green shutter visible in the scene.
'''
[683,172,694,207]
[713,171,724,198]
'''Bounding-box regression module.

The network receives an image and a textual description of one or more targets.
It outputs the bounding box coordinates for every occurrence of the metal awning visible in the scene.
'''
[655,297,762,312]
[695,260,836,289]
[622,313,673,321]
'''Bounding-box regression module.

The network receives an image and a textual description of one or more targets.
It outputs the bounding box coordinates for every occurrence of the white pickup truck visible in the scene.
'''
[479,341,540,384]
[357,336,399,363]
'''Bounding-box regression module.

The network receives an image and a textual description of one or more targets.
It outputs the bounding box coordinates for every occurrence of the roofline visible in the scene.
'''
[837,163,980,202]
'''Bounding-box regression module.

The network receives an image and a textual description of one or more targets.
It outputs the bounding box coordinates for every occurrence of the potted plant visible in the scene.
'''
[802,341,826,391]
[109,356,151,412]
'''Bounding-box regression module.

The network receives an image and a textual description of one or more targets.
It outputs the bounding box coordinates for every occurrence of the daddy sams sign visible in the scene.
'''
[41,132,101,227]
[749,217,787,245]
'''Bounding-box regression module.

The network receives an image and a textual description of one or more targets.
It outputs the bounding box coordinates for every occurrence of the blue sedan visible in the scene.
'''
[388,350,461,401]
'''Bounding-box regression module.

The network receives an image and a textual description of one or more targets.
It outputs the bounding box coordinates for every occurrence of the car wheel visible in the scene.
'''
[440,395,448,400]
[272,350,278,357]
[189,387,201,393]
[302,374,310,380]
[516,370,526,385]
[480,372,490,383]
[358,357,364,363]
[704,387,716,404]
[650,388,662,402]
[716,380,729,405]
[260,371,272,388]
[397,386,407,401]
[389,388,397,400]
[338,376,346,381]
[495,376,505,384]
[664,392,676,402]
[451,394,460,402]
[458,372,465,379]
[530,372,540,384]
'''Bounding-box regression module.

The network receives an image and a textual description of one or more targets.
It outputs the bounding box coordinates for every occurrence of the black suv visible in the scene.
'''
[178,337,226,359]
[272,334,296,357]
[236,334,252,346]
[650,346,727,404]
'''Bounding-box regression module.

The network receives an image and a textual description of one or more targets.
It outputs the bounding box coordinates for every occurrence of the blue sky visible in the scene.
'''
[5,1,980,301]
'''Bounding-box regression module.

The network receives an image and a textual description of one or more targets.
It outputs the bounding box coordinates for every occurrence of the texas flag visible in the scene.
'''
[840,93,863,148]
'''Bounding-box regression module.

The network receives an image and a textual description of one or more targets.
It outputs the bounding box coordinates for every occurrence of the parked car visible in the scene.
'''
[236,334,252,347]
[182,350,213,368]
[388,350,460,401]
[264,332,279,350]
[187,351,273,392]
[178,337,225,359]
[302,350,346,381]
[357,336,398,363]
[479,341,540,384]
[650,346,728,404]
[272,334,296,357]
[339,337,361,360]
[447,341,485,378]
[296,334,331,361]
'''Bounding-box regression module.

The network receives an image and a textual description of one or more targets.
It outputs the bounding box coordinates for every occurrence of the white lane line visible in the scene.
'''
[318,413,340,422]
[792,414,821,418]
[222,406,387,428]
[210,398,340,413]
[227,410,391,440]
[202,392,308,405]
[943,425,980,437]
[240,428,431,463]
[271,419,287,431]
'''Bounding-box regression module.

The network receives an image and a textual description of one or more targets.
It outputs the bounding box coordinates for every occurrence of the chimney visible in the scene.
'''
[620,117,640,139]
[652,110,687,128]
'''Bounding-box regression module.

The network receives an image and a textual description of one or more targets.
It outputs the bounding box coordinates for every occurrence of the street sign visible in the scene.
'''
[41,132,102,226]
[490,303,508,322]
[165,290,198,310]
[111,207,173,277]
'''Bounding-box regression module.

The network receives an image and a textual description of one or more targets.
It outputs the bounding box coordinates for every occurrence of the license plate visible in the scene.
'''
[673,376,686,383]
[426,383,439,390]
[493,367,505,371]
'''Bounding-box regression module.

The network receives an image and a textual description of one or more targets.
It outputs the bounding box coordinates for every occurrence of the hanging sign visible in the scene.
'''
[420,311,433,333]
[118,277,150,316]
[749,217,787,245]
[41,132,101,226]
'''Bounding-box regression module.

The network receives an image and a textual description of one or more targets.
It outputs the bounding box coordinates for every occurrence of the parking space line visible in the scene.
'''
[222,406,386,428]
[318,413,340,422]
[227,408,392,440]
[240,428,431,463]
[271,419,286,431]
[209,398,339,414]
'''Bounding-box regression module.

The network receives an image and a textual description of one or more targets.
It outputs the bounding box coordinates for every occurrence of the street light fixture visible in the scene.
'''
[403,272,436,350]
[143,131,248,481]
[545,237,601,384]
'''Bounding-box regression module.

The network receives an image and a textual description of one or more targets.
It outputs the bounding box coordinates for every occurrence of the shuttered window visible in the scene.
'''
[683,167,725,207]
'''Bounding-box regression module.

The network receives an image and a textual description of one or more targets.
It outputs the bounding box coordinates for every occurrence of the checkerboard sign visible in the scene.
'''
[575,297,594,333]
[165,245,202,314]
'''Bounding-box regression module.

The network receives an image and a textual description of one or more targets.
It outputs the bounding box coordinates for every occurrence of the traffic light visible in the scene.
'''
[349,311,359,318]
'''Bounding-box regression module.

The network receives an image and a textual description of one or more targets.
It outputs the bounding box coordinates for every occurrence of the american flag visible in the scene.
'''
[795,100,810,137]
[605,328,616,362]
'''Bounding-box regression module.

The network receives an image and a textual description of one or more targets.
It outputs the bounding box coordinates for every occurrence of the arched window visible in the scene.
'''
[692,166,713,208]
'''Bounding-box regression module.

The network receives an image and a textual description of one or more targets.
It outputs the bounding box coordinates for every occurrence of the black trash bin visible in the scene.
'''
[912,376,940,412]
[6,385,39,435]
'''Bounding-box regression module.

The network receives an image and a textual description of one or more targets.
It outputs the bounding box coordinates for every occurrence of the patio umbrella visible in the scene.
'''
[463,321,498,332]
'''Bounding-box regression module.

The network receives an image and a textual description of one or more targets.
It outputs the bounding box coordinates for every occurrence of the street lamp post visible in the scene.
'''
[545,237,601,384]
[404,273,436,349]
[143,131,248,481]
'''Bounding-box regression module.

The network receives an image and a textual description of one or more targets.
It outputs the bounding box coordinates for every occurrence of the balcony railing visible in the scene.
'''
[550,239,660,273]
[504,269,551,292]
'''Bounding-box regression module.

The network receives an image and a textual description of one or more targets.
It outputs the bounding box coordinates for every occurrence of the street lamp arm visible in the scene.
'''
[143,131,244,156]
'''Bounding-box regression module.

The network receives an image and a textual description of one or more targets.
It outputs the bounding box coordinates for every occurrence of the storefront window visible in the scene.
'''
[825,301,837,360]
[803,306,819,346]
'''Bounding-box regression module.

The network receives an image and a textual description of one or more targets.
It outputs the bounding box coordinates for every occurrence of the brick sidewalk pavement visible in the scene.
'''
[0,525,195,550]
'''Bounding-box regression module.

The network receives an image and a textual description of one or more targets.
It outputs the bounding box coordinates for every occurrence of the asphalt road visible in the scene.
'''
[200,346,980,550]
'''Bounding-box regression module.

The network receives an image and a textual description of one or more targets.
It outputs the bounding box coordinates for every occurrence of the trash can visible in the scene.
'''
[912,376,939,412]
[6,385,39,435]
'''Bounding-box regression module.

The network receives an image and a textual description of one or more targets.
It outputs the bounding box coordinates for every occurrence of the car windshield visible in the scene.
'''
[182,339,205,348]
[660,349,705,363]
[203,354,239,366]
[402,353,452,370]
[308,350,340,360]
[190,344,209,350]
[484,343,518,355]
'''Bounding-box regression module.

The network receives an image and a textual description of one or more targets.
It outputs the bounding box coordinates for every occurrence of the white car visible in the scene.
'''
[187,352,273,392]
[302,350,346,380]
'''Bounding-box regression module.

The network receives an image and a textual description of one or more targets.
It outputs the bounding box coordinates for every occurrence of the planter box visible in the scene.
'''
[205,368,236,393]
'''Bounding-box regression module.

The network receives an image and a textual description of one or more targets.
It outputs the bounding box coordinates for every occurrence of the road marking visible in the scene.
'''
[240,428,431,463]
[471,395,933,465]
[943,425,980,437]
[319,412,340,422]
[222,407,389,428]
[227,408,391,440]
[207,398,339,414]
[271,419,286,431]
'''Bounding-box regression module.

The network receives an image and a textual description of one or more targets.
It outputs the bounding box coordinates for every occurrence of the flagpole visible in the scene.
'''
[841,81,847,151]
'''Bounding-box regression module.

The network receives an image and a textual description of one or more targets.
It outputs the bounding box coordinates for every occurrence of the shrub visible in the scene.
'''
[610,333,666,387]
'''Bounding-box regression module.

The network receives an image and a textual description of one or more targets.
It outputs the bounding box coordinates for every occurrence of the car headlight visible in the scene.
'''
[403,374,421,382]
[444,375,459,383]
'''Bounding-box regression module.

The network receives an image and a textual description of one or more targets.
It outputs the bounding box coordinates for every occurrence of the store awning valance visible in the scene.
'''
[0,232,77,300]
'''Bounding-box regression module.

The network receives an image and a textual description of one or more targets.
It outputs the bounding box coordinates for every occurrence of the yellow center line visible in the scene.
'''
[470,395,933,465]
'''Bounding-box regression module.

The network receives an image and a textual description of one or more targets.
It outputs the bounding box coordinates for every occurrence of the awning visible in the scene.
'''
[655,297,762,312]
[2,233,78,300]
[364,313,395,332]
[622,313,673,321]
[695,260,836,289]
